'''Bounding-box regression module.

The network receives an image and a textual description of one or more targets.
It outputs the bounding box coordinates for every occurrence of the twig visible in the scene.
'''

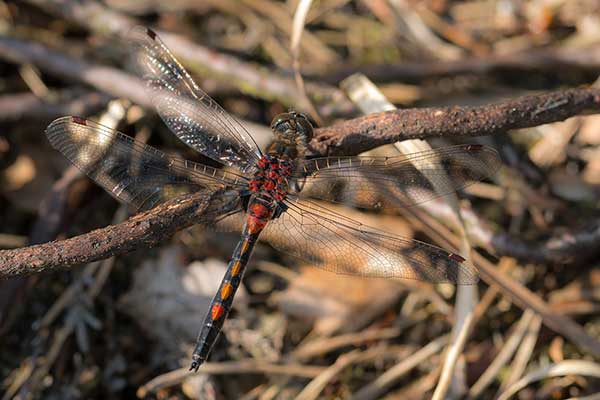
[296,346,387,400]
[0,190,221,279]
[0,35,152,108]
[290,327,402,360]
[491,221,600,265]
[24,0,354,116]
[310,87,600,156]
[499,313,543,394]
[350,335,448,400]
[496,360,600,400]
[0,90,109,121]
[431,314,474,400]
[403,205,600,358]
[137,360,327,397]
[315,45,600,84]
[468,309,537,398]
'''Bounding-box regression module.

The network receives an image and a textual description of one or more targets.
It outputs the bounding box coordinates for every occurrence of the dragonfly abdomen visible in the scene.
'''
[190,227,260,371]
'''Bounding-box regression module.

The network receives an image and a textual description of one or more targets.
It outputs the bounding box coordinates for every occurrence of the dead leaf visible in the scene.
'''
[273,265,404,336]
[119,245,247,359]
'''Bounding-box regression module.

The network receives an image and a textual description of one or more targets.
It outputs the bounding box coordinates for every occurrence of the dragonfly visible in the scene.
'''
[45,27,501,372]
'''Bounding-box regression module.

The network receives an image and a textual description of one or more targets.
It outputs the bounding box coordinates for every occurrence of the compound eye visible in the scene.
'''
[271,113,293,130]
[296,116,314,141]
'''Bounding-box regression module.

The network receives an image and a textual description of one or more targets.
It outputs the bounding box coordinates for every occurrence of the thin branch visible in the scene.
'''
[0,35,152,109]
[315,45,600,84]
[23,0,354,116]
[311,87,600,155]
[0,191,221,279]
[0,90,109,121]
[491,221,600,264]
[404,204,600,358]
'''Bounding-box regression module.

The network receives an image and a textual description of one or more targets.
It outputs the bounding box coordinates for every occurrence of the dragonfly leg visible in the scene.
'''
[272,202,288,219]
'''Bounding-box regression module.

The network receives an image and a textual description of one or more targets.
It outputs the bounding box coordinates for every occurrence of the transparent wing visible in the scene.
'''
[260,198,477,284]
[128,26,262,174]
[294,145,501,210]
[46,116,248,211]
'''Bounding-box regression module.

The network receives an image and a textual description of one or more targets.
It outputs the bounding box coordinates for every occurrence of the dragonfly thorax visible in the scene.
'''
[249,155,292,202]
[246,156,290,234]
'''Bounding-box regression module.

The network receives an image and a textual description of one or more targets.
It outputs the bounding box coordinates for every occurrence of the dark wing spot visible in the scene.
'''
[146,28,157,40]
[448,253,466,263]
[72,116,87,126]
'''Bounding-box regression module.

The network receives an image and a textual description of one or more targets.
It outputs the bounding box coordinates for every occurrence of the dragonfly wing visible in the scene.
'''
[46,116,247,212]
[261,198,478,284]
[294,145,501,210]
[128,26,262,174]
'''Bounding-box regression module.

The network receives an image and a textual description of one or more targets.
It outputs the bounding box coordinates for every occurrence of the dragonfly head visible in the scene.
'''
[270,112,314,151]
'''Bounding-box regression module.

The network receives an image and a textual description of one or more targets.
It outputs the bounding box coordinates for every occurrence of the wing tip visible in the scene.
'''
[463,144,483,151]
[71,116,87,126]
[126,25,157,42]
[444,252,480,285]
[146,28,157,40]
[45,116,79,140]
[447,253,466,263]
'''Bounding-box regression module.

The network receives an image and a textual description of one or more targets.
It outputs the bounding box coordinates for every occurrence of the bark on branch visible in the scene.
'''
[2,88,600,279]
[311,87,600,155]
[0,191,219,279]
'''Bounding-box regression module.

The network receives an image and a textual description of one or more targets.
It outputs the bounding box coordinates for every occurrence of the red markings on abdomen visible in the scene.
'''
[247,202,271,234]
[72,116,87,126]
[211,303,225,320]
[220,283,233,300]
[247,216,267,234]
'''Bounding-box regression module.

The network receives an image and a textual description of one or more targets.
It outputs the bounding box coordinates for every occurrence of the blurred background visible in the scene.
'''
[1,1,600,399]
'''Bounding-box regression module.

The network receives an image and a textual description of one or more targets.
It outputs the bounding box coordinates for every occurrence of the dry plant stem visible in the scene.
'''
[491,221,600,265]
[468,309,537,398]
[311,87,600,156]
[317,45,600,84]
[391,366,442,399]
[0,36,152,109]
[405,206,600,358]
[291,0,323,125]
[23,0,352,115]
[0,91,109,121]
[431,314,474,400]
[341,73,475,396]
[0,191,219,279]
[137,360,327,397]
[295,347,387,400]
[500,314,543,394]
[0,234,26,249]
[290,327,402,360]
[496,360,600,400]
[472,258,515,323]
[349,335,448,400]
